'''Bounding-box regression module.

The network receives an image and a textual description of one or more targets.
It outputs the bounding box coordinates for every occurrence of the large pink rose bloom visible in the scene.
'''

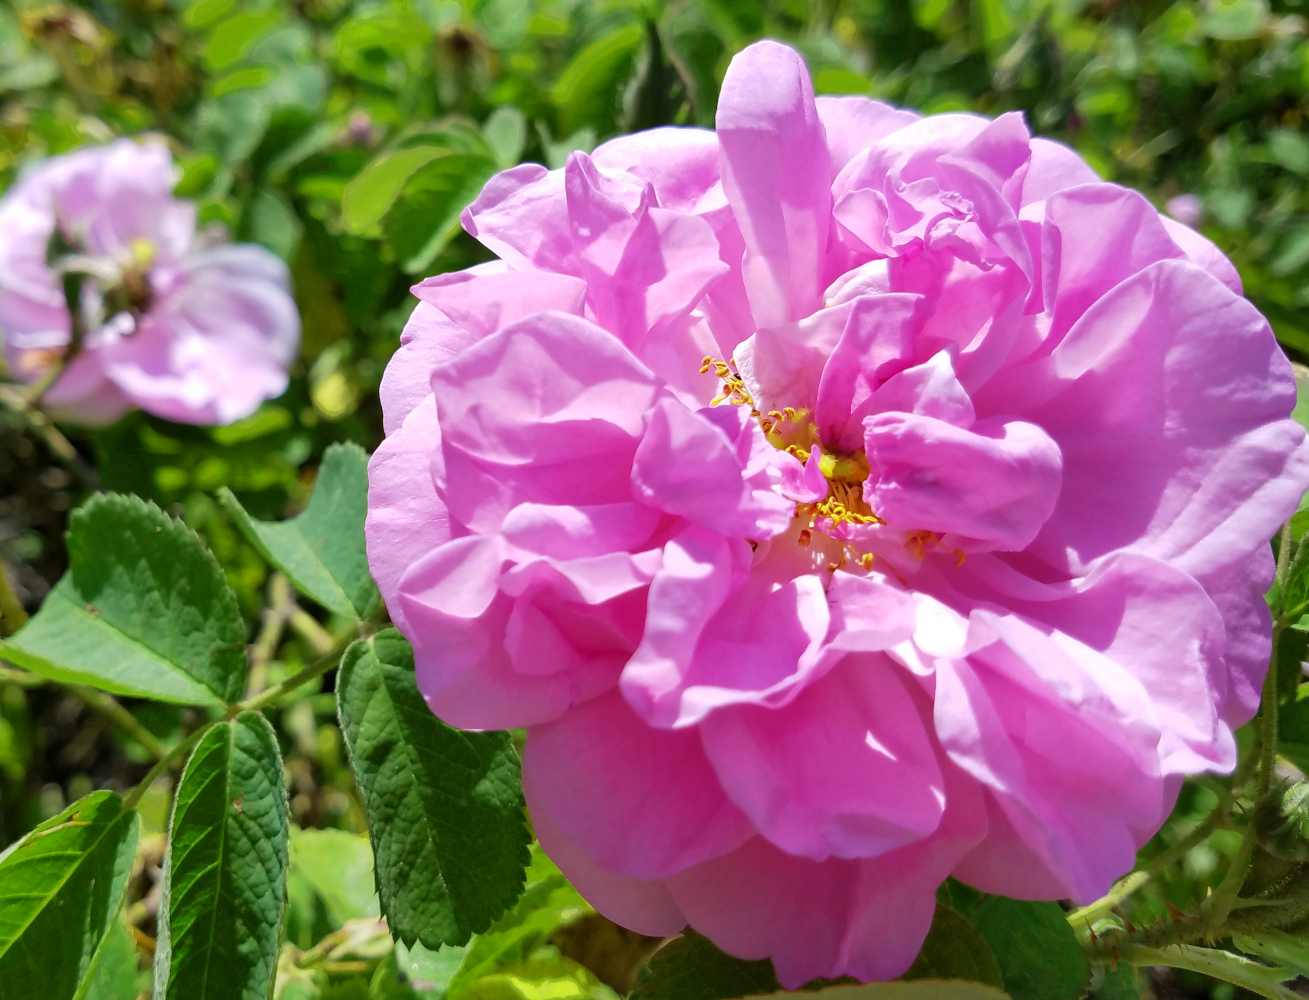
[367,41,1309,985]
[0,139,299,425]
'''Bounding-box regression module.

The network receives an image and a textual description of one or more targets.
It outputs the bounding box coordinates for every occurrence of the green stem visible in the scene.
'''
[1205,817,1259,929]
[122,720,219,811]
[1108,943,1298,1000]
[71,685,168,759]
[235,628,358,715]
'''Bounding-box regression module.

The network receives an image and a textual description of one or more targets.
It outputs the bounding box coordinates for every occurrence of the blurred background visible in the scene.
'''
[2,0,1307,996]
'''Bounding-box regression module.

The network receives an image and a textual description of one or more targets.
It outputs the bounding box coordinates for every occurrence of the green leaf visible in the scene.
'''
[902,905,1003,988]
[219,442,379,620]
[337,631,530,950]
[630,929,780,1000]
[385,154,500,273]
[748,985,1011,999]
[1234,927,1309,979]
[552,19,644,133]
[969,897,1087,1000]
[0,791,140,1000]
[154,712,289,1000]
[289,826,380,923]
[83,917,142,1000]
[484,106,527,166]
[342,147,449,234]
[1,494,246,705]
[462,956,621,1000]
[445,845,591,996]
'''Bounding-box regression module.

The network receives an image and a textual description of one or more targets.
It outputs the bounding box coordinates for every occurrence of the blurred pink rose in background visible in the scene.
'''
[367,40,1309,985]
[0,138,299,425]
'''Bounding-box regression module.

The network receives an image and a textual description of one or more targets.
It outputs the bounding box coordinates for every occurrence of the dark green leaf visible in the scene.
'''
[1,493,246,705]
[337,631,530,950]
[969,897,1087,1000]
[220,442,378,619]
[386,154,500,274]
[0,791,140,1000]
[902,905,1003,987]
[154,712,289,1000]
[630,929,779,1000]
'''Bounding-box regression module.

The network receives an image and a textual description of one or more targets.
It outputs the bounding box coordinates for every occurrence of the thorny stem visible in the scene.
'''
[1070,808,1232,935]
[122,721,219,811]
[1074,521,1297,971]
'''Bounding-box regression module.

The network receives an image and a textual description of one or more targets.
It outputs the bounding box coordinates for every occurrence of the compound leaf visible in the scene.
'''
[337,631,529,950]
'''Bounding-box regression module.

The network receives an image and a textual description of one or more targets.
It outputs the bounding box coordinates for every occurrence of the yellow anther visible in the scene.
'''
[129,238,155,268]
[953,549,966,567]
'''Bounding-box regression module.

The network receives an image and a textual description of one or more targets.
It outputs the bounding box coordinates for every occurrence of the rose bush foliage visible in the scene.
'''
[367,40,1309,986]
[0,139,298,426]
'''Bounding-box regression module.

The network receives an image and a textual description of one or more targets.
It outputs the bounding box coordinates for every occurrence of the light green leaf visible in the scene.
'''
[462,957,620,1000]
[1269,129,1309,176]
[1234,928,1309,979]
[552,20,644,132]
[342,147,449,234]
[0,791,140,1000]
[748,984,1010,999]
[902,905,1003,987]
[445,845,590,997]
[969,897,1086,1000]
[154,712,289,1000]
[219,442,378,620]
[1,493,246,706]
[337,631,530,950]
[629,929,780,1000]
[386,154,500,273]
[290,826,379,923]
[83,917,141,1000]
[484,106,527,166]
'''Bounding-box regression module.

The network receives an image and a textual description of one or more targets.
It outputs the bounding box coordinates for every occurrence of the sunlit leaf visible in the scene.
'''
[0,791,139,1000]
[1,494,246,705]
[220,441,378,619]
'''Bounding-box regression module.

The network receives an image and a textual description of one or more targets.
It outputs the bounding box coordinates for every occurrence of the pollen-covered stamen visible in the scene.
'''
[703,356,886,568]
[701,355,757,409]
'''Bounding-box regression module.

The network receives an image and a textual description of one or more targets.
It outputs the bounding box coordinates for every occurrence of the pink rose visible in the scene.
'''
[0,139,299,425]
[367,40,1309,985]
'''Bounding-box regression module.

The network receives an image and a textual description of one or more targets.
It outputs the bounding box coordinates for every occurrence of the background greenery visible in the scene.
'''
[3,0,1309,997]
